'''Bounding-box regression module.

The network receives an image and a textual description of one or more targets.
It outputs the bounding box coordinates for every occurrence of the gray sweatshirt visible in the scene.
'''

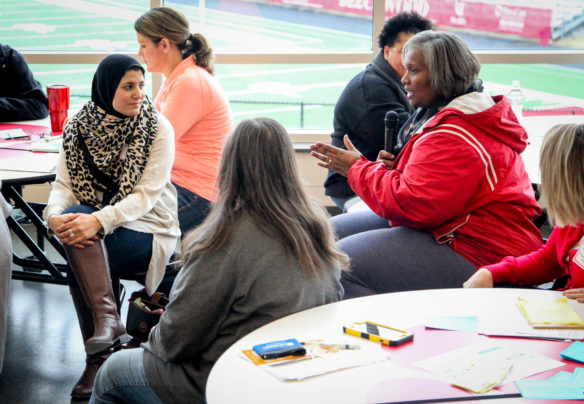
[0,182,11,373]
[142,213,344,403]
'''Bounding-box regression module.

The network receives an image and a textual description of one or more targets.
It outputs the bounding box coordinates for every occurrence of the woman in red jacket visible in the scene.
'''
[311,31,543,298]
[464,123,584,296]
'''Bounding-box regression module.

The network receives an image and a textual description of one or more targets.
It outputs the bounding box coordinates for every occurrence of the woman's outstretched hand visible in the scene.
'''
[463,267,494,288]
[310,135,362,177]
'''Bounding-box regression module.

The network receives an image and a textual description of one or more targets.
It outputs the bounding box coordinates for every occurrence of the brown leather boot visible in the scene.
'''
[64,239,130,355]
[70,286,102,399]
[71,351,111,400]
[70,286,94,342]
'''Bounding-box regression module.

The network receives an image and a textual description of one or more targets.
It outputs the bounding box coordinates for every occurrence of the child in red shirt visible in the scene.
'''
[464,123,584,303]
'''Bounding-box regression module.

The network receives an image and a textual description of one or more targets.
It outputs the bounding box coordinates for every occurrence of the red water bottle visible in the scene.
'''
[47,84,70,134]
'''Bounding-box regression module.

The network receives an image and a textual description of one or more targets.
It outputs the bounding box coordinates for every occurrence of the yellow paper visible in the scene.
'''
[452,363,513,394]
[517,297,584,328]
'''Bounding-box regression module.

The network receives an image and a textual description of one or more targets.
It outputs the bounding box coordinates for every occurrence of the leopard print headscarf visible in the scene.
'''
[62,98,158,209]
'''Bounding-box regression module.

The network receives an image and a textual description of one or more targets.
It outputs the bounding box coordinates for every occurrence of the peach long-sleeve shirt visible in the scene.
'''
[155,57,232,202]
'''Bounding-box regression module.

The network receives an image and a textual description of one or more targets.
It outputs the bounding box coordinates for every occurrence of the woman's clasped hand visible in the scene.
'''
[48,213,100,248]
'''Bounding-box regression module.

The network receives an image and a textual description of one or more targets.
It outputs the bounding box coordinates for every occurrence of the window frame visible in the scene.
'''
[18,0,584,100]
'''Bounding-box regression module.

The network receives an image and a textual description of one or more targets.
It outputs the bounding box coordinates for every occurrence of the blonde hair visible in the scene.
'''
[182,117,348,278]
[540,123,584,226]
[135,7,215,75]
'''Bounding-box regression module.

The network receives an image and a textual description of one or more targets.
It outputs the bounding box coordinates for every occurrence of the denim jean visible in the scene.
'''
[330,195,353,211]
[63,205,153,288]
[90,348,163,404]
[173,182,212,236]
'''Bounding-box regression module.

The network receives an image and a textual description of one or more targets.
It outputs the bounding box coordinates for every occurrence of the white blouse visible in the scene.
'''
[44,114,180,294]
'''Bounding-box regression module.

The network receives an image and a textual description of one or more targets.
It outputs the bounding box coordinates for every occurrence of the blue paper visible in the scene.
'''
[549,371,575,382]
[0,129,28,139]
[562,341,584,363]
[424,316,478,332]
[515,380,584,400]
[574,367,584,385]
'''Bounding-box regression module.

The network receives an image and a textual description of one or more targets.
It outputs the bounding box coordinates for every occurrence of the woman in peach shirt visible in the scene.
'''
[135,7,233,235]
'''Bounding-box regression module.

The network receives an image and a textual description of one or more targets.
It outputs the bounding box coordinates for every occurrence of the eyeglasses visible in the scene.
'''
[390,47,403,53]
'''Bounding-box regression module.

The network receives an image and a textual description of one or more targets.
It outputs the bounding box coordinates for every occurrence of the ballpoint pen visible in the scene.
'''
[318,343,360,350]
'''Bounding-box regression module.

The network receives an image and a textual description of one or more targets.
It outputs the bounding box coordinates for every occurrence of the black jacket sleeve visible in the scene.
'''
[0,44,49,122]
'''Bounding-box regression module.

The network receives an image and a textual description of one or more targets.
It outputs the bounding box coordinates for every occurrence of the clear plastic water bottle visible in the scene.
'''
[507,80,523,120]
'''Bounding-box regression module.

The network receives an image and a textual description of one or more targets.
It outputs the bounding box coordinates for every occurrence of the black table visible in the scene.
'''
[1,149,68,285]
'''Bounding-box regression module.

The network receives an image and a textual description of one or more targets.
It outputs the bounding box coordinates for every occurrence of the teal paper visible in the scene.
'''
[561,341,584,363]
[574,367,584,385]
[549,371,575,382]
[424,316,478,332]
[515,380,584,400]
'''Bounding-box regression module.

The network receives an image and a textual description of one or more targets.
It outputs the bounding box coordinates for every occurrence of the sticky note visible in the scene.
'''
[425,316,478,332]
[561,341,584,363]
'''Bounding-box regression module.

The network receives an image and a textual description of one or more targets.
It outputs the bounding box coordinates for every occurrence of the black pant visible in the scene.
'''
[331,210,477,299]
[173,182,212,237]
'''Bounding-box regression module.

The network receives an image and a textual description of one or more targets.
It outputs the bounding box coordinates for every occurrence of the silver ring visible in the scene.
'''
[69,229,75,238]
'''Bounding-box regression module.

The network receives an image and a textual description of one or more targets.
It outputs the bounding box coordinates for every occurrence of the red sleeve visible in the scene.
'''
[486,226,570,286]
[348,132,485,229]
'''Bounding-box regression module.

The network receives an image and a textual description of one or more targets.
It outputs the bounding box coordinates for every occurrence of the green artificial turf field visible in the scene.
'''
[2,0,582,128]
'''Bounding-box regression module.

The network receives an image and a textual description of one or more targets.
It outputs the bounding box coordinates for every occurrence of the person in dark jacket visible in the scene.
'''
[0,43,49,122]
[324,12,434,210]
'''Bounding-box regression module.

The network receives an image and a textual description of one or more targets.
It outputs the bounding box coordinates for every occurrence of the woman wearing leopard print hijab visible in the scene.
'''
[43,54,179,400]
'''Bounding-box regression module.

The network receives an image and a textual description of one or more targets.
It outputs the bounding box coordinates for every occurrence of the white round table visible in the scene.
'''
[207,288,582,404]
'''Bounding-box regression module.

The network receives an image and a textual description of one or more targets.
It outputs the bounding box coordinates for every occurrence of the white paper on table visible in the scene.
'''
[260,350,387,381]
[0,153,57,173]
[28,140,61,153]
[241,335,388,381]
[412,341,564,390]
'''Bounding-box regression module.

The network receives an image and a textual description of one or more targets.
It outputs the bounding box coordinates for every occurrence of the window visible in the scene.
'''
[165,0,374,52]
[218,63,363,128]
[7,0,584,130]
[0,0,149,52]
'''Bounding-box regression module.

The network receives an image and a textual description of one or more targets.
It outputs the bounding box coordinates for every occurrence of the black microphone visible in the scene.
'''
[384,110,398,152]
[393,111,412,155]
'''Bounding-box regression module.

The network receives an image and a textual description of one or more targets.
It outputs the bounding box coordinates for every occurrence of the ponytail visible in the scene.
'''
[135,7,215,75]
[183,33,215,75]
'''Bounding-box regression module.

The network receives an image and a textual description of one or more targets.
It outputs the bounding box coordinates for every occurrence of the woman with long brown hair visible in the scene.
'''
[91,117,347,404]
